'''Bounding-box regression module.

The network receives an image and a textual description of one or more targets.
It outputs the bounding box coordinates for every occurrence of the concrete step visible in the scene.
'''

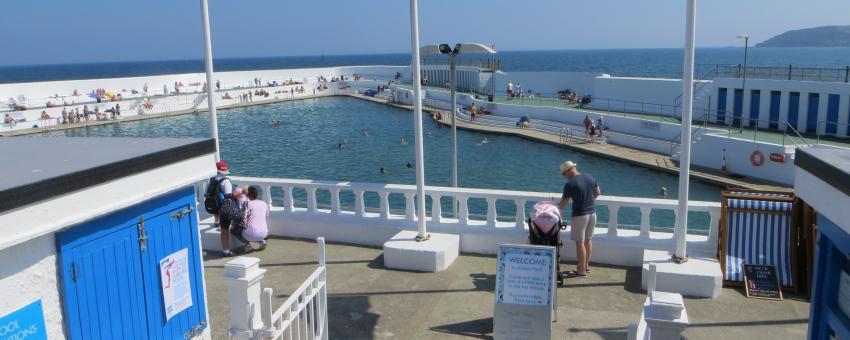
[383,230,459,272]
[199,218,245,252]
[640,249,722,298]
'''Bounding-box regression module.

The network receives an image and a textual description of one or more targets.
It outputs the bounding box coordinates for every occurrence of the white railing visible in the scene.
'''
[257,238,328,340]
[222,237,329,340]
[215,177,721,256]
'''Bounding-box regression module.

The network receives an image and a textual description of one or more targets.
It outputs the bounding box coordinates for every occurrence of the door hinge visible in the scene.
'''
[172,206,194,220]
[138,216,148,252]
[70,261,80,282]
[184,320,207,339]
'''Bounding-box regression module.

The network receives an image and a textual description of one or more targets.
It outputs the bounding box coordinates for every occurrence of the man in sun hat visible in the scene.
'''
[204,160,234,256]
[558,160,601,278]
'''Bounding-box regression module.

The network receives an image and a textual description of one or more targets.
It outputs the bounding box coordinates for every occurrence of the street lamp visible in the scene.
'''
[737,34,749,132]
[419,43,496,216]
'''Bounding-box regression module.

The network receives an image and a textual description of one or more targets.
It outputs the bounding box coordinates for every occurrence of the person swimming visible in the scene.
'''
[660,186,668,198]
[481,137,489,144]
[406,162,412,168]
[380,167,385,174]
[337,143,343,149]
[271,119,281,125]
[427,131,432,138]
[400,137,408,145]
[363,130,369,137]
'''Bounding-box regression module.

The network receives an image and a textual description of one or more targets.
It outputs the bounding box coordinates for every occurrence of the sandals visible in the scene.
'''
[566,270,587,278]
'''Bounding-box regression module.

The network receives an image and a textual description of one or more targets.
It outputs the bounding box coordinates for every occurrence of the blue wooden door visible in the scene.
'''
[58,187,207,340]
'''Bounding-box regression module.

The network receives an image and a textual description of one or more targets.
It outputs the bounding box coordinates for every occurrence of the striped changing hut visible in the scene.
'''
[719,189,797,290]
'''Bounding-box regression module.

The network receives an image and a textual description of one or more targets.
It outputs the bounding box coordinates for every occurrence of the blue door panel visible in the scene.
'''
[789,92,800,128]
[769,91,781,129]
[717,88,727,123]
[807,93,820,133]
[733,89,744,126]
[826,94,840,135]
[58,187,206,340]
[749,90,761,126]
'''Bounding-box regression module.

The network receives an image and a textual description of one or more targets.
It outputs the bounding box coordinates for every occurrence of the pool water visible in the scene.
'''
[39,96,722,231]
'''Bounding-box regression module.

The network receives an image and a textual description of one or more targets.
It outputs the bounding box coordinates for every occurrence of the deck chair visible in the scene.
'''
[719,189,797,291]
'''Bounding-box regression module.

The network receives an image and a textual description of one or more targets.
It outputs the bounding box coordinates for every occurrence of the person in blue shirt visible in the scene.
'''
[558,160,602,278]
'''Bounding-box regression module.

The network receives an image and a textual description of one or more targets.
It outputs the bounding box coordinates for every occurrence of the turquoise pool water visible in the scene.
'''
[39,96,722,231]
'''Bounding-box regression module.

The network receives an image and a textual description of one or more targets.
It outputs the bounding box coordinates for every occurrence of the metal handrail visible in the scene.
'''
[782,123,812,148]
[672,66,721,114]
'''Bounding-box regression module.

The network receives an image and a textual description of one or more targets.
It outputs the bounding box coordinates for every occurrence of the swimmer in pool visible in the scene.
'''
[406,162,412,168]
[481,137,489,144]
[380,167,385,174]
[427,132,432,138]
[271,120,281,125]
[363,130,369,137]
[400,137,408,145]
[660,186,668,198]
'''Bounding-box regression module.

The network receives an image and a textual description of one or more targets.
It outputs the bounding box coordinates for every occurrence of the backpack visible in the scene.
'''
[220,198,246,227]
[203,176,229,214]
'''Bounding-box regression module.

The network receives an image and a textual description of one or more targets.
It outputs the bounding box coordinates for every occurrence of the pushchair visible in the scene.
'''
[528,201,567,286]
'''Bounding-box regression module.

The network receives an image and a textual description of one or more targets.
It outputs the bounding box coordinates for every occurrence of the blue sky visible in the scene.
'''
[1,0,848,65]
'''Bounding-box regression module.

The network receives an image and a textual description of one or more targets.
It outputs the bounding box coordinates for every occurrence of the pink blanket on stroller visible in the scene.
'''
[530,201,562,233]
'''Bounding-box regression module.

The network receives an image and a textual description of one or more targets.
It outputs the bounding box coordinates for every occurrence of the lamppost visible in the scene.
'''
[737,34,749,132]
[419,43,496,216]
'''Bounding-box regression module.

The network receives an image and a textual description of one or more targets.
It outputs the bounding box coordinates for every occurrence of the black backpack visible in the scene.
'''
[203,176,229,214]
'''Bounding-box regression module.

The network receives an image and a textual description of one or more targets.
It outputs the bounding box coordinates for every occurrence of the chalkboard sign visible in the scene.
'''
[743,264,783,300]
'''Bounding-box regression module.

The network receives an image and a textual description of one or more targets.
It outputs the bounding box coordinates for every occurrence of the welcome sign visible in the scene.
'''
[493,244,557,340]
[0,300,47,340]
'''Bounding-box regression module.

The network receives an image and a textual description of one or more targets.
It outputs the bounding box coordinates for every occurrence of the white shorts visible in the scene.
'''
[570,213,597,241]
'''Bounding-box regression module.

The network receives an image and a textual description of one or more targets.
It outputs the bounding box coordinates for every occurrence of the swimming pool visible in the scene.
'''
[39,96,722,231]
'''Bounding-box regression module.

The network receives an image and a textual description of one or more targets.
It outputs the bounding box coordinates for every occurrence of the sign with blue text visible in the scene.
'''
[494,244,556,340]
[160,248,193,321]
[0,300,47,340]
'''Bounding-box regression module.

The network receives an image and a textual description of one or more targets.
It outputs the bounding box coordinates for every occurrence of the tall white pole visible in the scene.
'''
[449,54,458,217]
[409,0,429,241]
[200,0,220,161]
[675,0,697,261]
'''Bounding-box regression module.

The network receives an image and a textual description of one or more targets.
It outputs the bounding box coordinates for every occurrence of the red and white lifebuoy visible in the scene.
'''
[750,150,765,166]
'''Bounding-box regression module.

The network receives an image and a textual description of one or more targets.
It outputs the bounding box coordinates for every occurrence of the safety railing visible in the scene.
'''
[714,64,850,83]
[222,177,721,252]
[257,238,329,340]
[420,58,501,70]
[783,124,813,148]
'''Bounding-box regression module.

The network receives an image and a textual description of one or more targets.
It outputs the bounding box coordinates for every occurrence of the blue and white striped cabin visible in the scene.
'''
[724,198,794,287]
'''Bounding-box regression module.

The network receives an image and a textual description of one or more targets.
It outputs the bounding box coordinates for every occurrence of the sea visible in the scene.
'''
[2,47,850,84]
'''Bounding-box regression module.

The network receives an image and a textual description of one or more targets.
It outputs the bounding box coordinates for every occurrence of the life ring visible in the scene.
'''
[750,150,765,166]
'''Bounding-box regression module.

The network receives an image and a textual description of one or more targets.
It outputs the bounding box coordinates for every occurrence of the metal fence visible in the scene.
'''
[713,64,850,83]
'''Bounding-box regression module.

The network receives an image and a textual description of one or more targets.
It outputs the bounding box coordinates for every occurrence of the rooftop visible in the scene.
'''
[203,237,810,339]
[0,137,214,213]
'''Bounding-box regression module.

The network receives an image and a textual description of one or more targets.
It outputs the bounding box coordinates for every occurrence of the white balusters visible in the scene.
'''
[307,187,317,213]
[354,190,365,217]
[607,205,620,237]
[284,186,294,212]
[330,189,340,215]
[261,185,273,209]
[458,196,469,224]
[486,197,497,227]
[708,209,720,247]
[514,200,526,229]
[431,194,442,224]
[640,207,651,239]
[379,191,390,219]
[404,192,415,220]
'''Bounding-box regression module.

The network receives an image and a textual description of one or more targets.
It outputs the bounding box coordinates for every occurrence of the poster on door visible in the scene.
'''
[160,248,193,321]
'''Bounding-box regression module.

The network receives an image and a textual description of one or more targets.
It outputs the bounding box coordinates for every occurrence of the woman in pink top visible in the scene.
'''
[241,186,269,252]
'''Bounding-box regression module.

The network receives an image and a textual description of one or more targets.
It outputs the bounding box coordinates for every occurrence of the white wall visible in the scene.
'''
[0,234,65,339]
[589,76,712,116]
[686,133,796,185]
[494,71,599,96]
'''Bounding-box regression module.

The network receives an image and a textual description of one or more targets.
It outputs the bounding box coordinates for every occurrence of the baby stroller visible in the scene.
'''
[528,201,567,286]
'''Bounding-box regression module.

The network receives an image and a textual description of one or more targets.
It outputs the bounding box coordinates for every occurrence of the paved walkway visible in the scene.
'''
[203,238,810,340]
[350,94,788,191]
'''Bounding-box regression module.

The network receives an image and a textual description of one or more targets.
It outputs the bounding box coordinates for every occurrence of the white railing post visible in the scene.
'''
[458,196,469,224]
[486,197,497,227]
[330,189,341,215]
[261,185,273,209]
[260,287,274,335]
[607,205,620,237]
[404,192,415,220]
[284,186,294,212]
[515,199,526,230]
[354,190,365,217]
[379,191,390,219]
[639,207,652,239]
[221,257,266,340]
[708,208,720,248]
[431,194,443,224]
[307,187,317,213]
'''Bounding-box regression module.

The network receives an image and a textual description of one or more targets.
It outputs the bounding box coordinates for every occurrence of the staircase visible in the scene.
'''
[672,66,726,118]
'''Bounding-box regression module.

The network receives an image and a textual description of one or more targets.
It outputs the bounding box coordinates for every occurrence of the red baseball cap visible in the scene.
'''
[216,161,229,171]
